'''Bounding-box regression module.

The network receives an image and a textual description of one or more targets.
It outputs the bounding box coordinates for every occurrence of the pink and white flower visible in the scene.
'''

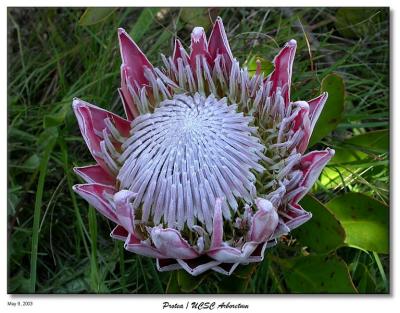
[72,17,334,276]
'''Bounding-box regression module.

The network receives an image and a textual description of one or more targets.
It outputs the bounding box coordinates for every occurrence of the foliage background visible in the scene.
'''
[7,7,389,293]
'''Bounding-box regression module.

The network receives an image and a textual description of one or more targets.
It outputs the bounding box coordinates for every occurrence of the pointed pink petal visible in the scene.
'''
[156,258,182,272]
[118,28,153,89]
[190,27,211,69]
[150,226,199,259]
[308,92,328,132]
[207,242,257,263]
[119,65,139,120]
[114,190,136,233]
[271,220,290,239]
[74,164,115,185]
[285,203,312,230]
[124,233,166,259]
[212,263,239,276]
[110,225,129,241]
[292,101,311,154]
[210,198,223,249]
[173,38,189,64]
[292,148,335,203]
[72,183,118,223]
[248,240,277,263]
[268,39,297,105]
[250,198,279,242]
[72,98,130,173]
[208,17,233,69]
[177,259,221,276]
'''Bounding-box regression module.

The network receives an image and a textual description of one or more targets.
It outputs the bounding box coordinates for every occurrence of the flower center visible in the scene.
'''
[117,93,265,232]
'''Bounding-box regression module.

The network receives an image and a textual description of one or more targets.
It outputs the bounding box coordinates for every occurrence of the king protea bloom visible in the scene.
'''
[72,17,334,276]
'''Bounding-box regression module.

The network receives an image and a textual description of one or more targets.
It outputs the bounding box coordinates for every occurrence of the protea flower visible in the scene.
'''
[72,17,334,276]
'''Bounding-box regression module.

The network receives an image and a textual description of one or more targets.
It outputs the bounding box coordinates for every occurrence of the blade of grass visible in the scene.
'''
[372,251,388,292]
[29,134,57,293]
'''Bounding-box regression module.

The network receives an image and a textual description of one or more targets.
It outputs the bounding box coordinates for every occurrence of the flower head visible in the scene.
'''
[72,17,334,276]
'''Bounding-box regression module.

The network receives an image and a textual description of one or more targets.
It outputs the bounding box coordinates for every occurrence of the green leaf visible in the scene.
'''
[320,129,389,187]
[344,129,388,154]
[79,8,117,26]
[309,73,345,146]
[292,195,345,253]
[326,193,389,253]
[271,254,357,293]
[129,8,159,43]
[22,154,40,171]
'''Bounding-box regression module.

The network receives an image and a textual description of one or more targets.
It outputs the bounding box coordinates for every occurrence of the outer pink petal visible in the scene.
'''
[73,164,115,185]
[247,240,277,263]
[118,28,153,89]
[110,225,129,241]
[210,198,223,249]
[156,258,182,272]
[114,190,136,234]
[250,198,279,242]
[307,92,328,133]
[190,27,211,70]
[119,65,139,120]
[72,98,130,173]
[177,259,221,276]
[212,263,240,276]
[150,226,199,259]
[292,148,335,203]
[124,233,166,259]
[285,203,312,230]
[72,183,118,223]
[292,101,311,154]
[271,220,290,239]
[208,16,233,70]
[173,38,189,64]
[207,242,258,263]
[268,39,297,105]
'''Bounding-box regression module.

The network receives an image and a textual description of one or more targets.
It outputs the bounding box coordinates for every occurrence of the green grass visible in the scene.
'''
[8,7,389,293]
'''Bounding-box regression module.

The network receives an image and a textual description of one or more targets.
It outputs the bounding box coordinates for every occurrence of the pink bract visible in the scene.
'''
[72,17,334,276]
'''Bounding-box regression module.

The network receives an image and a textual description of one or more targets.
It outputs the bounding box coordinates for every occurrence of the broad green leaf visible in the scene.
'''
[326,193,389,253]
[22,154,40,171]
[292,195,345,253]
[345,129,388,154]
[79,8,117,26]
[309,73,345,146]
[271,254,357,293]
[129,8,159,43]
[320,129,388,188]
[349,262,377,293]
